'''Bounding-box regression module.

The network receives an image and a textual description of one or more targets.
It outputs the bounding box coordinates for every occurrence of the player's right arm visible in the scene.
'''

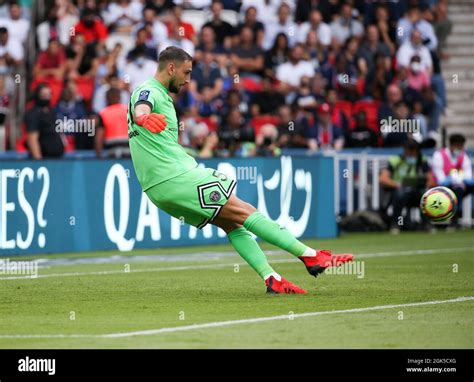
[133,99,167,134]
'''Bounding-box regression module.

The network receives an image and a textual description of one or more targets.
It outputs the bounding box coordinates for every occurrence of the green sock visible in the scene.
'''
[227,227,275,280]
[243,211,310,257]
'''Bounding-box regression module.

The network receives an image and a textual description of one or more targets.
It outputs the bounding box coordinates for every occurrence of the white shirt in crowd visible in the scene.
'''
[431,148,472,184]
[36,13,79,51]
[102,1,143,27]
[0,37,24,61]
[0,17,29,44]
[132,20,168,47]
[396,41,433,73]
[159,38,195,57]
[123,58,158,91]
[263,19,297,50]
[296,21,332,46]
[276,60,314,87]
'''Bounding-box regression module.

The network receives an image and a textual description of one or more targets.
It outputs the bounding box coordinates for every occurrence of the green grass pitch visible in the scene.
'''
[0,230,473,349]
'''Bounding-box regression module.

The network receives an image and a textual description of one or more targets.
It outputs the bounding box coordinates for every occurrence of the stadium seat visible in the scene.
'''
[334,100,353,121]
[74,77,95,103]
[353,100,381,132]
[181,10,207,33]
[30,78,64,106]
[197,116,218,132]
[251,115,280,137]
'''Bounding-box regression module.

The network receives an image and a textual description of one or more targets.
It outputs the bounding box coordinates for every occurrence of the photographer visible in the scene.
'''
[380,140,433,233]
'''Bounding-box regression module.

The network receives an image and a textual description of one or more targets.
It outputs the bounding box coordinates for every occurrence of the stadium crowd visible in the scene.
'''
[0,0,455,158]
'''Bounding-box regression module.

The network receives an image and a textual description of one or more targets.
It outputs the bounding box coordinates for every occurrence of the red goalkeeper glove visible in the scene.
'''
[135,113,167,133]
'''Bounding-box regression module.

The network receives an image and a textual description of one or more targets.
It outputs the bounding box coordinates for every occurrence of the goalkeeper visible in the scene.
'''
[128,46,353,294]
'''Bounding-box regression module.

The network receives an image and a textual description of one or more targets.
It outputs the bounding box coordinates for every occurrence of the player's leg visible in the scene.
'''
[215,219,307,294]
[216,194,354,277]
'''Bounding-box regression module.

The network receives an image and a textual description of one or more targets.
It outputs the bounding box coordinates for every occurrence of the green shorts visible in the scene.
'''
[145,166,236,229]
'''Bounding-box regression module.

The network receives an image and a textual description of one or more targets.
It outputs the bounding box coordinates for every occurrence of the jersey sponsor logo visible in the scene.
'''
[209,190,221,202]
[128,130,139,139]
[138,90,150,101]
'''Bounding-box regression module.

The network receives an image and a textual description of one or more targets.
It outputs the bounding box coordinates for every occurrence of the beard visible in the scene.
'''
[168,79,181,94]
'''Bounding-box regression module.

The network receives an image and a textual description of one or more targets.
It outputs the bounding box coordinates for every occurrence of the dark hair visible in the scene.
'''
[404,139,419,152]
[449,134,466,146]
[158,46,192,70]
[0,27,8,34]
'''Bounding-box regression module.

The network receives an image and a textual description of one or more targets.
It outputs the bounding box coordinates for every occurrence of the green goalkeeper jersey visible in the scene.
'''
[127,77,198,191]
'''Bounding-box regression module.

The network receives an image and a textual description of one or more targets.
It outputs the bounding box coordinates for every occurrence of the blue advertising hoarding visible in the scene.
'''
[0,156,336,255]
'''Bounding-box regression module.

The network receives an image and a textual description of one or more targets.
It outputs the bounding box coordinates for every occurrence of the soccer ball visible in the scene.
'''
[420,186,458,223]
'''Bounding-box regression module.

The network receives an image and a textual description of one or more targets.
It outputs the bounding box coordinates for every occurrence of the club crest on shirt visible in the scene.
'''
[209,191,221,202]
[138,90,150,101]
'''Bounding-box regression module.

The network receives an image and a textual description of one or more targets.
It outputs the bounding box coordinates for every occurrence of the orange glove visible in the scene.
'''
[135,113,167,133]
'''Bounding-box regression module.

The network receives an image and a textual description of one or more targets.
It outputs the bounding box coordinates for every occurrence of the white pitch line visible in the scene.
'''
[0,246,473,281]
[0,296,472,340]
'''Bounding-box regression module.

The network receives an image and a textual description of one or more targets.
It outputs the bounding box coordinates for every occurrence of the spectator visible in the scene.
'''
[132,6,168,51]
[255,123,281,156]
[73,7,108,46]
[345,110,379,148]
[127,27,158,61]
[195,25,227,69]
[26,84,64,159]
[65,34,99,80]
[95,87,129,158]
[250,76,285,116]
[326,88,349,133]
[37,4,79,51]
[263,3,296,50]
[314,102,344,150]
[242,0,282,25]
[218,107,255,153]
[230,26,264,77]
[374,4,396,55]
[366,55,393,100]
[54,85,88,149]
[379,140,432,233]
[123,45,158,90]
[276,44,314,94]
[0,2,29,44]
[263,32,289,80]
[0,26,23,67]
[102,0,142,34]
[296,9,331,47]
[431,134,474,223]
[433,1,452,59]
[185,122,219,158]
[202,0,235,49]
[397,30,433,75]
[357,25,391,80]
[190,51,223,100]
[93,73,129,114]
[167,5,196,44]
[397,5,438,51]
[160,16,195,56]
[407,55,430,92]
[295,0,334,24]
[330,2,364,45]
[379,83,403,123]
[33,39,66,80]
[0,74,8,151]
[383,101,411,147]
[276,104,315,150]
[236,6,264,47]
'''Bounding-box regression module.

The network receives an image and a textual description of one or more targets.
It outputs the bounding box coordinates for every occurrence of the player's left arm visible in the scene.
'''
[132,90,167,134]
